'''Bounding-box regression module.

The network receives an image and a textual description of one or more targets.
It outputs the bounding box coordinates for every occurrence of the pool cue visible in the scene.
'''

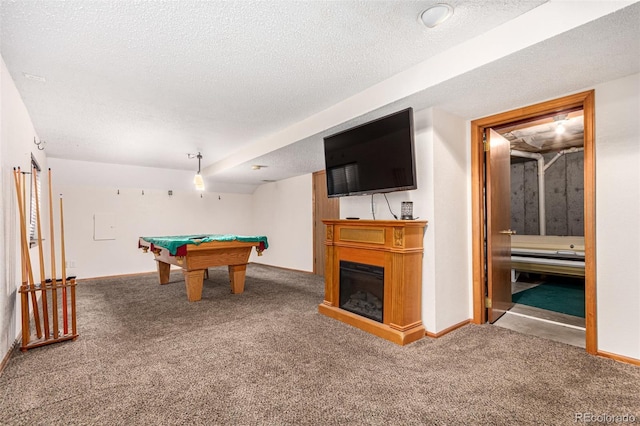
[14,169,27,294]
[22,169,43,339]
[60,194,68,335]
[48,168,59,339]
[22,171,26,224]
[33,166,50,339]
[65,200,77,336]
[21,171,27,288]
[70,275,77,337]
[59,194,78,337]
[13,168,43,339]
[14,168,30,346]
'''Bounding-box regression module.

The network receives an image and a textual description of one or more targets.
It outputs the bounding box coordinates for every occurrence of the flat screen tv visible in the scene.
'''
[323,107,417,198]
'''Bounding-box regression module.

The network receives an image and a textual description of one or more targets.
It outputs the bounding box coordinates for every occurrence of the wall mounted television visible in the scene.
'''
[323,107,417,198]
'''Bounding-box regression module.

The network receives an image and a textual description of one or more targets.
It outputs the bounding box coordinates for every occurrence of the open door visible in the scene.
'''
[486,129,514,322]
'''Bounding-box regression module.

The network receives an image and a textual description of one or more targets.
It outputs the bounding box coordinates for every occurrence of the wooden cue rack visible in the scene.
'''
[14,167,78,351]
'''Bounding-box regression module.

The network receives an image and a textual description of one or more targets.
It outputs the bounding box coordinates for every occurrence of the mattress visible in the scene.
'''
[511,235,585,277]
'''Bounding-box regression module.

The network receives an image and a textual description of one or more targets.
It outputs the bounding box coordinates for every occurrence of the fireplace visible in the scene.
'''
[319,219,427,345]
[339,261,384,323]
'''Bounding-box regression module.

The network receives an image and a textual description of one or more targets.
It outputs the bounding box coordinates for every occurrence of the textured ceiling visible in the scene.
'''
[2,1,639,193]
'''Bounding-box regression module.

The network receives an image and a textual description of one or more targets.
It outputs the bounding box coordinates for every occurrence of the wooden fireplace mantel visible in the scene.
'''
[319,219,427,345]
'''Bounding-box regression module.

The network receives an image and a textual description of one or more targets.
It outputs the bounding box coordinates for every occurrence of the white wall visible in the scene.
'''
[339,107,470,334]
[48,158,254,278]
[594,73,640,359]
[0,56,49,359]
[45,158,315,277]
[418,109,436,331]
[250,174,314,271]
[430,109,471,332]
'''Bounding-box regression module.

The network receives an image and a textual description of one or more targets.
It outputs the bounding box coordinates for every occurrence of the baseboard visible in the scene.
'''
[597,350,640,366]
[425,319,471,338]
[0,337,20,377]
[76,263,313,282]
[77,270,157,282]
[250,262,315,275]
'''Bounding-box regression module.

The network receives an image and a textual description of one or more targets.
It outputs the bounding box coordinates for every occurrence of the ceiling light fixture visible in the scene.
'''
[251,165,267,170]
[419,3,454,28]
[188,152,205,191]
[553,114,569,135]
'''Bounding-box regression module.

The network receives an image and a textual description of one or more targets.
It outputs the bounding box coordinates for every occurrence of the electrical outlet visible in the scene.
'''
[66,261,76,268]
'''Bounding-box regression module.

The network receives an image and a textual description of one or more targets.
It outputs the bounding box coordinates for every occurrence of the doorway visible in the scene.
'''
[470,91,596,354]
[495,111,586,347]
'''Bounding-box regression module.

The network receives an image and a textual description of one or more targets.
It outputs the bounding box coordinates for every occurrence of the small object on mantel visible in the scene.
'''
[401,201,414,220]
[346,217,359,220]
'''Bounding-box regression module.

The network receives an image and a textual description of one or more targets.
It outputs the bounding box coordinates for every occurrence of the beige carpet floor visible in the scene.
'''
[1,264,638,425]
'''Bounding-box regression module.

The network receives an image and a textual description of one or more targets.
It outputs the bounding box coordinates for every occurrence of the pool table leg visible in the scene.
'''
[228,265,247,294]
[157,261,171,284]
[183,269,205,302]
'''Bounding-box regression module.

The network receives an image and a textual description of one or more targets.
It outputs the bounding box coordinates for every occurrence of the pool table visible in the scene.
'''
[138,234,268,302]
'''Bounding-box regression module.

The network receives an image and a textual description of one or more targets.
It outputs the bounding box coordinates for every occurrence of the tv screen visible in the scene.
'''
[323,107,417,198]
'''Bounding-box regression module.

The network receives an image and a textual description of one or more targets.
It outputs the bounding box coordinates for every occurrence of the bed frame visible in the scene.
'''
[511,235,585,278]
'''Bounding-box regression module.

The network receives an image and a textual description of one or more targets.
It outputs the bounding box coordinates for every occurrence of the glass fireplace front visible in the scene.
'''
[339,260,384,323]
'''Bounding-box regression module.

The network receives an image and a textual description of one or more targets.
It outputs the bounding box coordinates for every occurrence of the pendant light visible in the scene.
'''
[190,152,205,191]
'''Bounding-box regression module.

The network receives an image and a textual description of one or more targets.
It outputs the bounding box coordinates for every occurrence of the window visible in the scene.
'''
[29,154,42,248]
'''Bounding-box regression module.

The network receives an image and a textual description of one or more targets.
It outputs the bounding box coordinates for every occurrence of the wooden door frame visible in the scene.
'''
[470,90,597,354]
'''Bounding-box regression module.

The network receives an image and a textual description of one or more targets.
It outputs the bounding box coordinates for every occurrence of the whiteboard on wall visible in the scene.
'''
[94,213,116,240]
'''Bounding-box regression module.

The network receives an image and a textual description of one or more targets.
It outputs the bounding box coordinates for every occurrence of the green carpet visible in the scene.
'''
[512,281,585,318]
